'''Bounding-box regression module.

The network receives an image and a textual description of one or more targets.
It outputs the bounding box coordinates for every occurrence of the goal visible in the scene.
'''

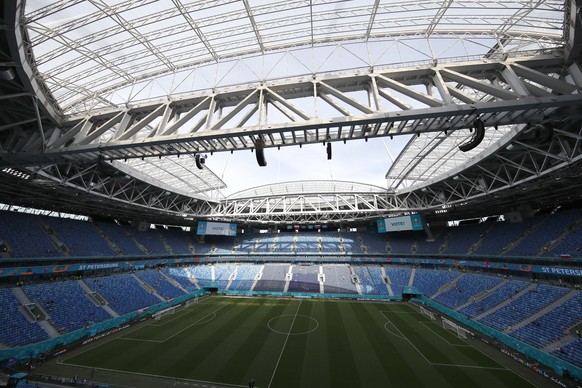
[419,306,436,321]
[185,297,199,307]
[442,318,467,339]
[153,305,177,320]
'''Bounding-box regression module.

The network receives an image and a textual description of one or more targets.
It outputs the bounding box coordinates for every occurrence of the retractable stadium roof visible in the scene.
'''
[0,0,580,225]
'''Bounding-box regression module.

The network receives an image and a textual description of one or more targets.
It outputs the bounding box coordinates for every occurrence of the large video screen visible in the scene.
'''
[377,214,423,233]
[196,221,237,236]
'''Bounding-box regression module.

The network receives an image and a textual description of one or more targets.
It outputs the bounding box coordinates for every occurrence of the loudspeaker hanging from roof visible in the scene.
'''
[195,154,206,169]
[255,136,267,167]
[458,118,485,152]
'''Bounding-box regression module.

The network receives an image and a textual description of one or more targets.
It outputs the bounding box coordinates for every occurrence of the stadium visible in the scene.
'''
[1,0,582,387]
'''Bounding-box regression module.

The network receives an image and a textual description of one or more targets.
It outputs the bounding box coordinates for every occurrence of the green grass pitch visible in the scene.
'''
[62,296,538,387]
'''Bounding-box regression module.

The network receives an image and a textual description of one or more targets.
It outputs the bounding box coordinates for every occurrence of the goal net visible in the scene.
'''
[153,305,177,321]
[185,297,199,307]
[442,318,467,339]
[419,306,436,321]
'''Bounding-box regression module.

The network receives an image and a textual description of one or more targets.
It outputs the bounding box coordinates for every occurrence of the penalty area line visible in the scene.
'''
[420,321,471,347]
[60,361,251,387]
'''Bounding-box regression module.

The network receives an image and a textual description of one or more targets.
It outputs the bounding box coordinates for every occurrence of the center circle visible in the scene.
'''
[267,315,319,335]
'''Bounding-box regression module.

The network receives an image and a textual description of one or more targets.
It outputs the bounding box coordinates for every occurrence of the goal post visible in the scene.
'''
[419,306,436,321]
[153,305,177,321]
[442,318,467,339]
[185,297,199,308]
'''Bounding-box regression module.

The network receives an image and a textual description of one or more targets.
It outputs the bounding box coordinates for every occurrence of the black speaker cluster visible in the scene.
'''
[255,137,267,167]
[195,154,206,169]
[458,119,486,152]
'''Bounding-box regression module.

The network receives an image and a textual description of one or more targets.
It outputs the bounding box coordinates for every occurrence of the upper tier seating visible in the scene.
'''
[128,228,168,255]
[43,217,114,257]
[295,234,320,253]
[341,233,363,254]
[0,208,580,259]
[387,231,416,254]
[505,209,582,257]
[473,220,534,256]
[362,233,386,254]
[94,222,143,255]
[0,211,59,258]
[445,222,491,255]
[157,228,192,254]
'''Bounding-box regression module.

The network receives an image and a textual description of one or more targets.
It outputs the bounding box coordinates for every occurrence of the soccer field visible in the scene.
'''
[61,296,540,388]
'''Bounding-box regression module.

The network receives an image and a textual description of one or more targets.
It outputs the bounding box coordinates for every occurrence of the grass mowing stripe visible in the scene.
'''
[120,301,219,341]
[324,301,362,387]
[50,297,546,388]
[159,303,228,342]
[211,298,290,384]
[386,313,433,364]
[268,300,302,388]
[119,303,227,343]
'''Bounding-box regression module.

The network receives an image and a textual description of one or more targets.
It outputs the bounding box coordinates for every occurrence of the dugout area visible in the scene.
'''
[31,296,561,388]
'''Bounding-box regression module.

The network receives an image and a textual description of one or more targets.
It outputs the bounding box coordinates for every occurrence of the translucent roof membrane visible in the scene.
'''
[111,155,226,197]
[229,180,387,199]
[24,0,565,115]
[21,1,568,196]
[386,125,514,190]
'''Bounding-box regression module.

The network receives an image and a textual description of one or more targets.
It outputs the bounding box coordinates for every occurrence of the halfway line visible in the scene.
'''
[268,300,302,388]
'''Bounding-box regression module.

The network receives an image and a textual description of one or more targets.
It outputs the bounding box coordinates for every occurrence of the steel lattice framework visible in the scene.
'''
[22,0,567,114]
[3,53,582,167]
[0,0,580,225]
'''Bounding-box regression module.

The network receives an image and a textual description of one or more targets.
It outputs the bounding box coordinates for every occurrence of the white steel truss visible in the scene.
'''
[203,118,582,223]
[0,0,581,225]
[2,53,581,169]
[394,118,582,216]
